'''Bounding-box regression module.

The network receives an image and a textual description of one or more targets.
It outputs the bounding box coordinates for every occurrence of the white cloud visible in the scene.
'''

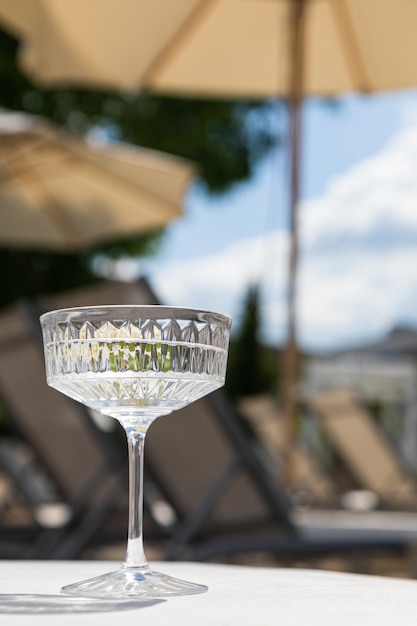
[299,248,417,349]
[150,123,417,352]
[151,231,288,332]
[303,125,417,249]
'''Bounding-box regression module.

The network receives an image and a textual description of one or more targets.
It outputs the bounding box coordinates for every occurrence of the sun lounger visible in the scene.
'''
[238,394,338,506]
[0,300,131,558]
[307,390,417,509]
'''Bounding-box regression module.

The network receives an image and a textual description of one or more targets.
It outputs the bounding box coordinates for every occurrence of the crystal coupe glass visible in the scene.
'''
[40,305,231,599]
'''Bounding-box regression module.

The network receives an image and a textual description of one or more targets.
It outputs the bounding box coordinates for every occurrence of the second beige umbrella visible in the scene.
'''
[0,111,195,251]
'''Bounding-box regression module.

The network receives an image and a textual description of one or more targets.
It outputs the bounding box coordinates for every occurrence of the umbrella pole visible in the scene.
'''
[281,0,306,489]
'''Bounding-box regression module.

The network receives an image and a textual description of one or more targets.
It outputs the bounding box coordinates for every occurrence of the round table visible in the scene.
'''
[0,560,416,625]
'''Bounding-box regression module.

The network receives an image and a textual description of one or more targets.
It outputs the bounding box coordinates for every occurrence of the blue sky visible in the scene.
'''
[120,88,417,353]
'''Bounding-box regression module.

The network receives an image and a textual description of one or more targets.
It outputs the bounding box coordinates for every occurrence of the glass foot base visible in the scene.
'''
[60,566,208,599]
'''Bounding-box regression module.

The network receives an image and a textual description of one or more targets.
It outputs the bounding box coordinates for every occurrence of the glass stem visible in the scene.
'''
[122,426,148,570]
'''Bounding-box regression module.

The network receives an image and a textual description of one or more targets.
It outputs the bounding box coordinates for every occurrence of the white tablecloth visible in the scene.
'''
[0,560,417,626]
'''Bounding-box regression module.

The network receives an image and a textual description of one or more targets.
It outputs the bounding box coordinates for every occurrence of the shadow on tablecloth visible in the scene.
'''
[0,594,163,614]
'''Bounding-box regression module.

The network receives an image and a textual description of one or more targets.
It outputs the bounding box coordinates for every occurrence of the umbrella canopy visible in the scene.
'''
[0,111,195,251]
[0,0,416,97]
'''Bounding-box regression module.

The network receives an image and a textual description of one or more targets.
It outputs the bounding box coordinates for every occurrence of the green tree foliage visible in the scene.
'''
[0,27,278,307]
[226,284,277,398]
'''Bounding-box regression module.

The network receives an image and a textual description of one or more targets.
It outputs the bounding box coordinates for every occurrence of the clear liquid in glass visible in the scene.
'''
[46,338,226,422]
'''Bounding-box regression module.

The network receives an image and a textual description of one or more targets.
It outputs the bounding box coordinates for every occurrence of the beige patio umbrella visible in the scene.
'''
[0,110,194,251]
[2,0,417,483]
[0,0,416,98]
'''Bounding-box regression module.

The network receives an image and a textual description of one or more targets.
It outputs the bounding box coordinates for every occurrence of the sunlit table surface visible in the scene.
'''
[1,560,417,626]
